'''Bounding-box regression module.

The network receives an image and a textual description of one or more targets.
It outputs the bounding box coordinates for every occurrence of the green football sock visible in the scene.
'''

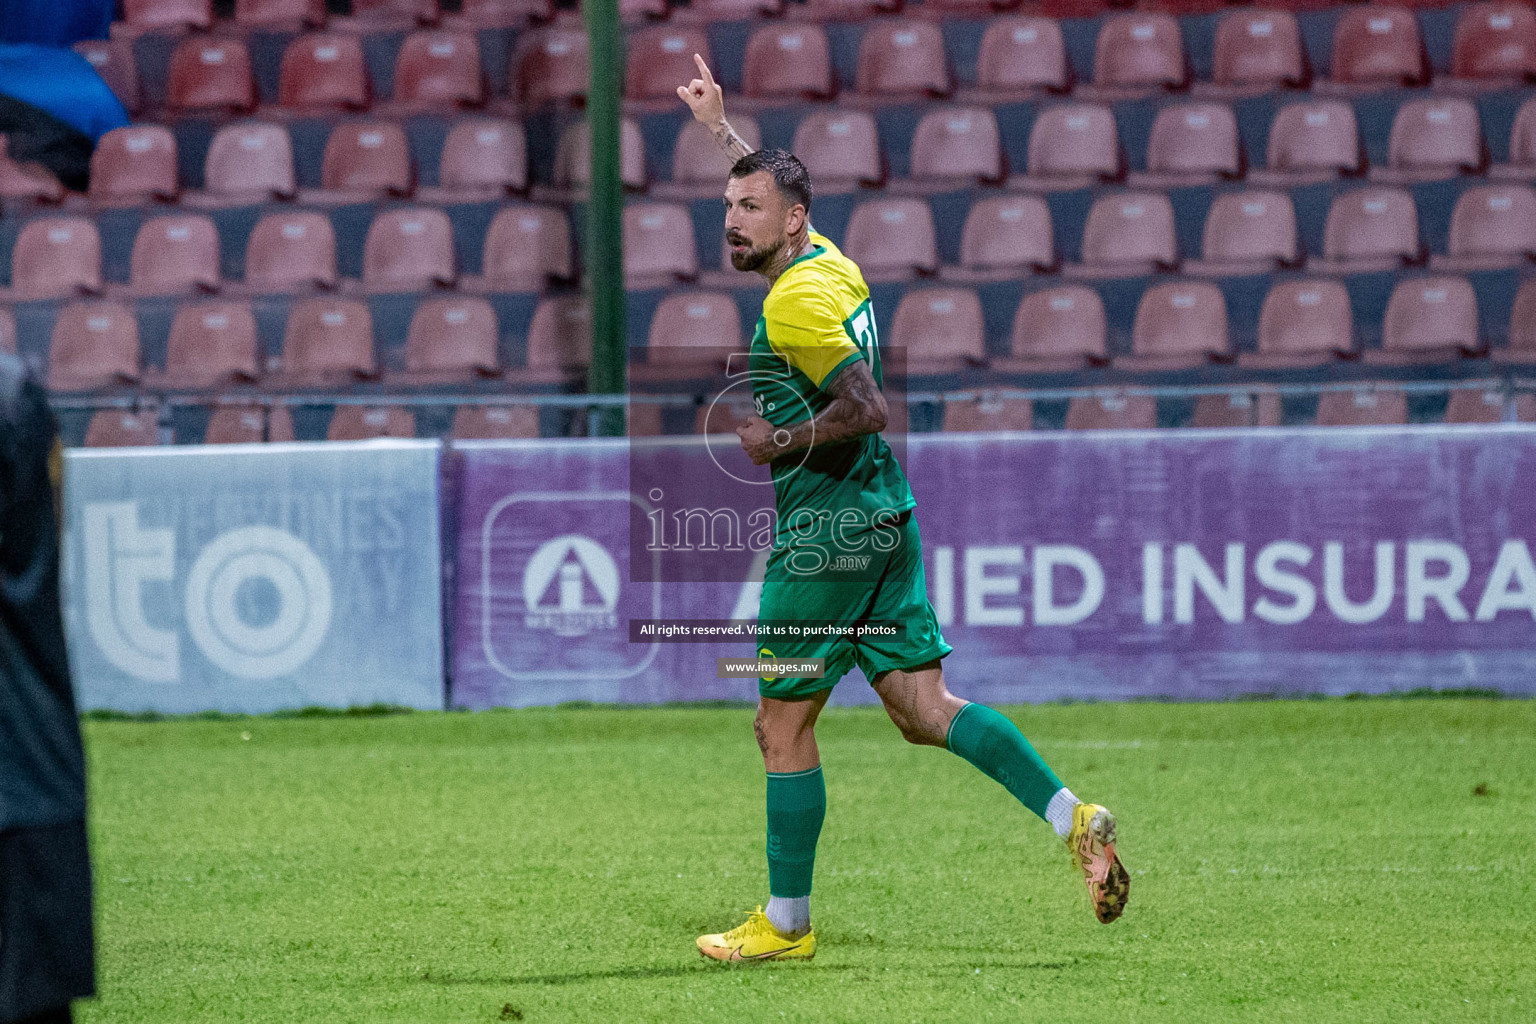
[946,702,1064,821]
[766,765,825,899]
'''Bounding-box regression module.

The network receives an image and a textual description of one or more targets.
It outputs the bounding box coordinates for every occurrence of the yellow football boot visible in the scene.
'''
[1067,802,1130,924]
[696,907,816,962]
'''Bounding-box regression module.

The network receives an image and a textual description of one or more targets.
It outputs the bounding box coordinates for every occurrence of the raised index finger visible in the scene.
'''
[693,53,716,87]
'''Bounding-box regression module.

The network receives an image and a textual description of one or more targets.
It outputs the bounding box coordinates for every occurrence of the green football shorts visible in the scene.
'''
[755,509,953,700]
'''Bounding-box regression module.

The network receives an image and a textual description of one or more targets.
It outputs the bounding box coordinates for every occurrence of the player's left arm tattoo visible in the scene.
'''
[739,359,888,465]
[709,118,756,165]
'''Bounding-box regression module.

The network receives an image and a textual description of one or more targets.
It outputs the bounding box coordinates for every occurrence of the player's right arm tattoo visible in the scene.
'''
[709,119,756,164]
[772,358,889,456]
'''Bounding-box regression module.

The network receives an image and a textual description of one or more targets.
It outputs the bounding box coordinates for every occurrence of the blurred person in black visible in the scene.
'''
[0,352,94,1024]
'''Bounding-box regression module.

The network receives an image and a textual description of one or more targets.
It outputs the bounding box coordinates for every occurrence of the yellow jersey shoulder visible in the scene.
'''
[764,232,870,325]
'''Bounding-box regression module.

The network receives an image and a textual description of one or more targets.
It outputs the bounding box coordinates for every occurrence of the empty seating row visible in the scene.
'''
[76,401,547,446]
[113,0,550,35]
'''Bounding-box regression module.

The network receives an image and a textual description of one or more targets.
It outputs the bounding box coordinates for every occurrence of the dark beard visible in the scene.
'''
[729,238,782,273]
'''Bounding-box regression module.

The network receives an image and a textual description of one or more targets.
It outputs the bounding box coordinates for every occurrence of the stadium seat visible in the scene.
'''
[1120,280,1230,369]
[236,0,326,28]
[361,207,456,291]
[802,0,902,24]
[791,111,883,192]
[88,126,178,205]
[196,123,296,204]
[424,118,528,200]
[121,0,210,33]
[328,406,416,440]
[1185,190,1299,277]
[855,20,952,99]
[1434,185,1536,271]
[1314,187,1421,272]
[243,211,338,292]
[890,288,986,375]
[6,217,101,300]
[126,215,221,296]
[1325,6,1427,90]
[994,286,1107,371]
[655,116,763,200]
[159,300,260,387]
[966,16,1069,100]
[1315,388,1408,426]
[73,40,141,115]
[166,37,256,114]
[620,0,669,23]
[1367,276,1482,363]
[84,409,159,447]
[1202,9,1308,96]
[455,0,549,28]
[1443,388,1514,423]
[280,298,377,382]
[508,294,590,384]
[1251,99,1363,186]
[639,291,742,379]
[1490,97,1536,179]
[942,194,1055,281]
[627,403,664,437]
[0,140,63,204]
[1241,278,1355,367]
[402,295,500,379]
[336,0,438,30]
[466,205,573,291]
[1068,192,1177,278]
[1086,14,1187,97]
[905,106,1003,187]
[0,308,14,353]
[316,122,413,199]
[278,33,370,110]
[452,405,540,439]
[510,26,588,107]
[1190,392,1282,428]
[204,406,279,444]
[673,0,782,22]
[551,118,647,193]
[626,28,711,104]
[1449,3,1536,88]
[942,393,1034,431]
[392,30,484,108]
[1374,97,1486,182]
[1130,102,1242,187]
[841,198,938,281]
[48,302,140,391]
[743,25,834,101]
[1500,278,1536,360]
[1015,103,1122,190]
[623,203,698,289]
[1065,392,1156,430]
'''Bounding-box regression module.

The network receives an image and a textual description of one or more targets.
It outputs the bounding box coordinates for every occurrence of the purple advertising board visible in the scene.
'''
[449,427,1536,709]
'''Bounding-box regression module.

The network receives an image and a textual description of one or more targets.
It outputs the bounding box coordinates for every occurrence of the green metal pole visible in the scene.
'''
[584,0,625,436]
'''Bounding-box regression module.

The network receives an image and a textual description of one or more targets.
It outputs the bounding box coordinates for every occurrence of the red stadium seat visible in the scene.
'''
[1366,276,1482,364]
[281,298,376,381]
[552,117,647,192]
[855,20,951,99]
[84,409,160,448]
[361,207,456,290]
[1066,393,1156,431]
[943,194,1055,281]
[166,37,256,113]
[908,106,1003,186]
[392,31,484,108]
[802,0,902,23]
[403,296,500,379]
[1443,388,1515,424]
[791,111,883,192]
[1252,99,1363,186]
[1016,103,1122,191]
[1190,392,1282,429]
[623,203,698,288]
[7,218,100,300]
[967,16,1069,99]
[1185,190,1298,277]
[278,33,370,110]
[0,140,63,204]
[1204,9,1308,96]
[122,0,210,32]
[1450,3,1536,88]
[452,405,540,439]
[1130,102,1242,187]
[88,126,177,205]
[469,205,573,291]
[328,406,416,441]
[890,287,986,375]
[1241,279,1355,368]
[743,25,834,101]
[243,212,337,292]
[1315,388,1407,426]
[198,123,296,204]
[620,0,669,23]
[993,286,1108,372]
[1326,6,1427,90]
[656,116,762,200]
[160,300,259,388]
[1434,185,1536,271]
[204,406,278,444]
[455,0,549,27]
[236,0,325,28]
[626,28,711,103]
[126,214,220,296]
[318,122,413,198]
[1314,187,1421,273]
[1375,97,1486,182]
[511,26,588,107]
[1502,278,1536,357]
[943,394,1034,432]
[73,40,141,115]
[510,294,591,384]
[1088,14,1187,97]
[1069,192,1177,279]
[673,0,781,22]
[48,302,140,391]
[640,291,742,378]
[1492,97,1536,179]
[1120,280,1230,369]
[428,118,527,199]
[841,198,937,282]
[337,0,438,29]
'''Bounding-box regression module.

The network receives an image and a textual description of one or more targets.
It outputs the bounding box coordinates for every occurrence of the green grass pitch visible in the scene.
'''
[79,698,1534,1023]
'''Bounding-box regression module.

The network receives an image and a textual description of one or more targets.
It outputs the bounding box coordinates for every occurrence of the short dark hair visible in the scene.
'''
[729,148,813,214]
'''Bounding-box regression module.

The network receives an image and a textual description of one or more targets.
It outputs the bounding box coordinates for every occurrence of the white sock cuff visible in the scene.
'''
[1045,787,1079,839]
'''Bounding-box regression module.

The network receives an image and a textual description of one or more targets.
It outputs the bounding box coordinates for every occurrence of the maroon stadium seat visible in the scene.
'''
[656,116,762,200]
[1120,280,1230,369]
[427,118,527,199]
[166,37,256,113]
[204,406,277,444]
[1493,97,1536,179]
[88,126,177,205]
[1375,97,1486,182]
[1326,6,1427,90]
[551,118,647,192]
[281,298,376,381]
[392,30,484,108]
[673,0,781,22]
[1435,184,1536,271]
[1204,9,1308,96]
[361,207,456,291]
[842,198,938,282]
[122,0,210,32]
[1252,99,1363,186]
[743,25,834,101]
[126,214,220,296]
[452,405,540,439]
[1069,192,1178,279]
[1315,388,1407,426]
[6,218,101,300]
[1088,14,1187,97]
[855,20,952,99]
[1016,103,1122,190]
[967,16,1069,99]
[1190,392,1282,429]
[1066,392,1157,430]
[337,0,438,29]
[907,106,1003,186]
[943,394,1034,432]
[1443,388,1512,424]
[160,300,259,387]
[890,287,986,375]
[508,294,591,384]
[73,40,141,115]
[1314,187,1421,272]
[403,295,500,379]
[943,194,1055,281]
[236,0,326,28]
[993,286,1108,372]
[328,406,416,440]
[624,203,698,288]
[0,139,63,203]
[317,122,413,198]
[511,25,588,107]
[278,33,370,110]
[48,302,140,391]
[640,291,742,379]
[1185,190,1298,277]
[1241,279,1355,368]
[454,0,547,26]
[1366,276,1482,364]
[84,409,160,448]
[791,111,883,192]
[802,0,901,24]
[468,205,573,291]
[1497,278,1536,360]
[1130,102,1242,187]
[620,0,669,24]
[626,28,711,103]
[243,211,337,292]
[1450,3,1536,88]
[198,123,296,204]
